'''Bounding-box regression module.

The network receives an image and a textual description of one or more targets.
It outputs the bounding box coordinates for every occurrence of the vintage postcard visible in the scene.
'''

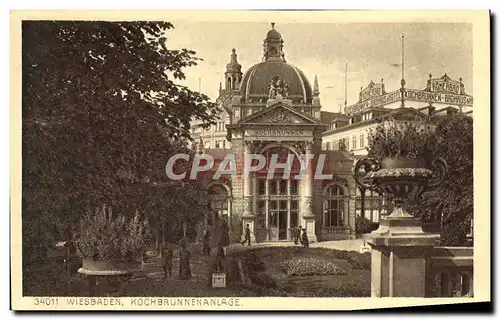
[10,10,491,311]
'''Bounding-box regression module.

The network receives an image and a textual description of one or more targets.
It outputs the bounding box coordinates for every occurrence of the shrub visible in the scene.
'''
[249,272,277,288]
[280,258,346,276]
[75,206,151,260]
[243,251,266,273]
[346,252,371,270]
[355,215,373,237]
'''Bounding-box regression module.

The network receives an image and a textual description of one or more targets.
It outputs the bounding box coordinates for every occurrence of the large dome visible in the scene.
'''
[239,61,313,104]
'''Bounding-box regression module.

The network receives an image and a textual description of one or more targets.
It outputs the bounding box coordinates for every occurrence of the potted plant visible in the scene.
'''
[75,206,151,274]
[367,117,438,169]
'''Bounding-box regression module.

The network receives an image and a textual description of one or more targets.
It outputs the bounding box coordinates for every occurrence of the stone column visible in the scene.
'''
[301,141,317,242]
[241,141,257,243]
[365,216,439,297]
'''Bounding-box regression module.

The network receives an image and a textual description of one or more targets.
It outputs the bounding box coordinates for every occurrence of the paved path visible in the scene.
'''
[226,239,366,255]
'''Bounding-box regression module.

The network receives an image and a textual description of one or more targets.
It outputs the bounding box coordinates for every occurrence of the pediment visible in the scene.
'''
[239,102,319,125]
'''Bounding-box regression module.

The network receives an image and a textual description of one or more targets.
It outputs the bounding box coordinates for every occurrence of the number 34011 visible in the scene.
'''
[34,298,59,306]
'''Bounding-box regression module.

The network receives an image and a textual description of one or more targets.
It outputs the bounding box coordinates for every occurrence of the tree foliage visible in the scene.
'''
[410,113,473,246]
[22,21,219,252]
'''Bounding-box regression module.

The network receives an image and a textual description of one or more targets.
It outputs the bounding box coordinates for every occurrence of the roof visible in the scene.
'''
[322,107,427,135]
[320,111,342,124]
[239,61,313,104]
[203,148,233,160]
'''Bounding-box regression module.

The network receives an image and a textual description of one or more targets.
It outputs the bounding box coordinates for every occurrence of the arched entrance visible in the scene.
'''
[254,146,302,241]
[207,182,231,222]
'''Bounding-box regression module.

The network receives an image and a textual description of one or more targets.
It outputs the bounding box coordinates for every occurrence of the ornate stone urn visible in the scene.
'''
[353,156,447,246]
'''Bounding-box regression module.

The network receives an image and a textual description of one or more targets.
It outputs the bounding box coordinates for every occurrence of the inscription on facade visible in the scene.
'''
[247,129,307,137]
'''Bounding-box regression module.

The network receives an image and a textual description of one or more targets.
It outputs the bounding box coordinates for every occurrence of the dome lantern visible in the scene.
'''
[263,22,285,62]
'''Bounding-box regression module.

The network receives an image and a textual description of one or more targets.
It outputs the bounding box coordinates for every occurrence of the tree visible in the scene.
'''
[22,21,219,257]
[409,112,473,246]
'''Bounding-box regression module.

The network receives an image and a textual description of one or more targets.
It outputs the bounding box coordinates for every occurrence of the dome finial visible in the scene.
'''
[313,75,319,96]
[271,22,275,29]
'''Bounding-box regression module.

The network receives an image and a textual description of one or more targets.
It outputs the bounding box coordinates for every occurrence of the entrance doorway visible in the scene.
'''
[256,177,300,241]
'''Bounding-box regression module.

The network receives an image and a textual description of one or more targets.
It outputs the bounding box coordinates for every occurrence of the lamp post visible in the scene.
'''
[354,161,367,219]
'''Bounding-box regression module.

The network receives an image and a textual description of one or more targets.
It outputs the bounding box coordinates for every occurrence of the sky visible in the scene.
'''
[165,21,472,113]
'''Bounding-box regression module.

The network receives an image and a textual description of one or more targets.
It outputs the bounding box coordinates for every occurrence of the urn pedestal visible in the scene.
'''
[78,258,137,297]
[354,156,447,297]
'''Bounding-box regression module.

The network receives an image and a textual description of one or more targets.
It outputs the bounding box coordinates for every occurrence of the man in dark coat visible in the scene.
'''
[162,244,174,279]
[220,217,230,248]
[241,224,251,246]
[301,228,309,248]
[202,231,210,256]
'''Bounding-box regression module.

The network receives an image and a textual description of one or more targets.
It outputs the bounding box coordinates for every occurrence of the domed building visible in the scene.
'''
[193,23,357,244]
[191,23,473,244]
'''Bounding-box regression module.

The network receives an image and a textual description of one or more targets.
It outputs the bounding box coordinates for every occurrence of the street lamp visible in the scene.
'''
[355,161,367,219]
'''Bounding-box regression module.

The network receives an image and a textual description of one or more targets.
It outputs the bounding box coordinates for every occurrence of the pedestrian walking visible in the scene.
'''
[241,224,251,246]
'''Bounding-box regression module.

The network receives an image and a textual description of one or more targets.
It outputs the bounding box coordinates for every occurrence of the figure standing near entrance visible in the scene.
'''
[301,228,309,248]
[241,224,251,246]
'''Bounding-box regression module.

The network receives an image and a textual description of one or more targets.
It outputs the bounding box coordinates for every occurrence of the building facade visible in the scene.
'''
[190,23,474,243]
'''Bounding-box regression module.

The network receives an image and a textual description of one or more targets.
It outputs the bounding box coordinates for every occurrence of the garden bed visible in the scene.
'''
[280,257,346,276]
[226,246,371,297]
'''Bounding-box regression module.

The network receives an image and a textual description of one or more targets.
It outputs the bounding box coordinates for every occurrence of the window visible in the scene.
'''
[359,134,364,148]
[345,137,350,150]
[323,185,346,227]
[243,108,251,117]
[355,188,386,223]
[352,135,357,149]
[258,179,266,195]
[204,141,211,148]
[290,180,298,195]
[222,140,226,149]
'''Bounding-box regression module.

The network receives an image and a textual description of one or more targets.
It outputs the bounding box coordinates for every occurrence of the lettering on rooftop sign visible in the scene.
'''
[345,88,473,115]
[431,80,460,94]
[359,82,384,102]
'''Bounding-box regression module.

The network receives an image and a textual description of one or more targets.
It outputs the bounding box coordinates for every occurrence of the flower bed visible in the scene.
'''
[280,257,346,276]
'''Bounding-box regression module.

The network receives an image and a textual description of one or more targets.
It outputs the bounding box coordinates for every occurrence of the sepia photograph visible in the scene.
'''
[9,10,490,311]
